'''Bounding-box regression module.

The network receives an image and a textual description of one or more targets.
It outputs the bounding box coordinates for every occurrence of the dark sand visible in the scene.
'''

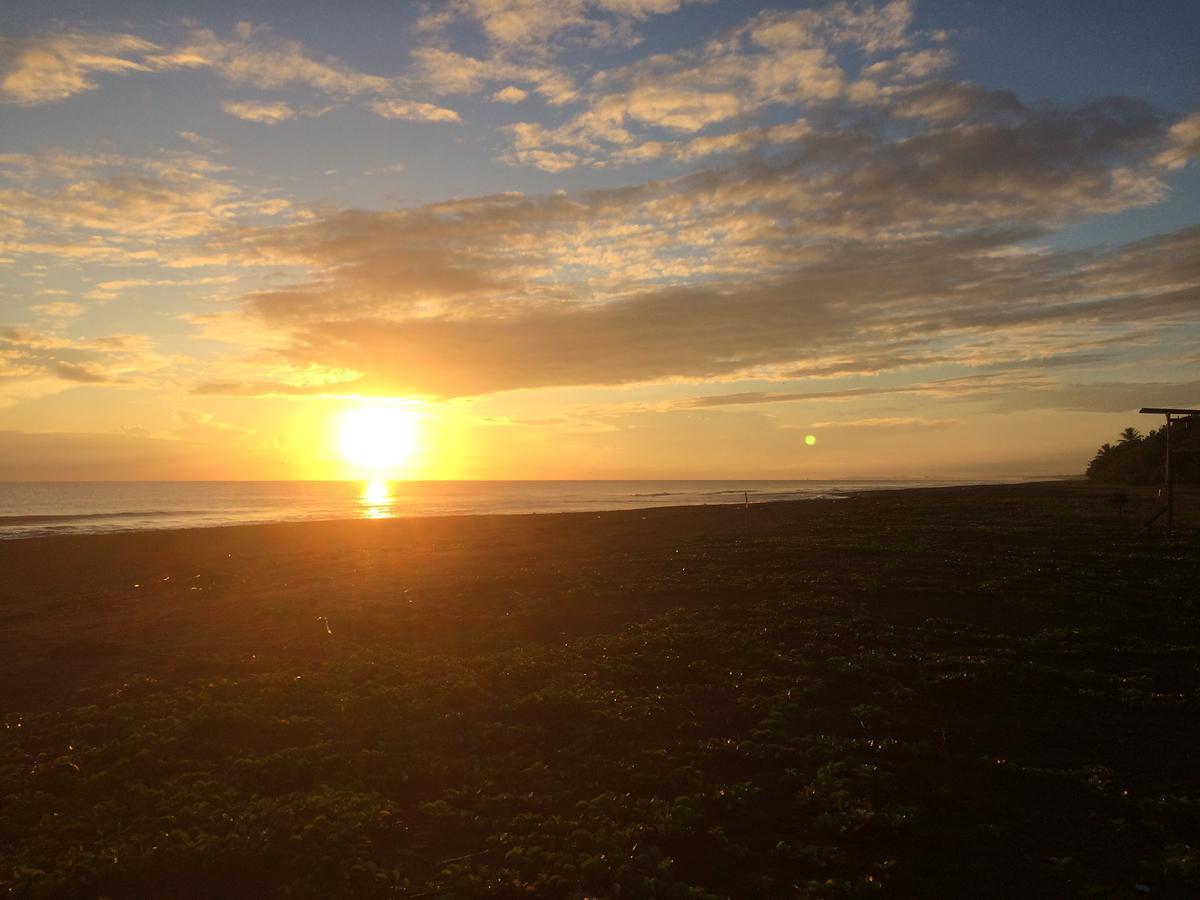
[1,481,1197,897]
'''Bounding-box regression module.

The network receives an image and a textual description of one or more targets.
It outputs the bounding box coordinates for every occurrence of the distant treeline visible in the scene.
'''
[1086,415,1200,485]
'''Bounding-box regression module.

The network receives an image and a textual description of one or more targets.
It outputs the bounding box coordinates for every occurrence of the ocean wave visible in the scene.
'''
[0,510,199,526]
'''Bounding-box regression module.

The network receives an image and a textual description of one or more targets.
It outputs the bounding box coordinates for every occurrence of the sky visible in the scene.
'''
[1,0,1198,480]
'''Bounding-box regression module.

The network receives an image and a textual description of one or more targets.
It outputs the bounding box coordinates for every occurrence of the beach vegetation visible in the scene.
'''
[1087,416,1200,485]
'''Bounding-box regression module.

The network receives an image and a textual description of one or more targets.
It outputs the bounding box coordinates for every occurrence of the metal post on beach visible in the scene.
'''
[1139,407,1200,530]
[1166,413,1173,530]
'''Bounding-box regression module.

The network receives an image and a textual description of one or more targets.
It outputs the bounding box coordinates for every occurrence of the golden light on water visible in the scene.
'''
[338,400,422,474]
[360,479,393,519]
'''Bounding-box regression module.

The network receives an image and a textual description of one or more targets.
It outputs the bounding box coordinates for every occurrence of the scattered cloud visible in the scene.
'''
[412,47,579,105]
[809,416,957,430]
[156,21,393,96]
[0,325,163,395]
[2,21,463,127]
[493,85,528,103]
[192,377,361,397]
[30,301,83,318]
[197,159,1198,397]
[426,0,703,49]
[498,0,923,167]
[609,119,810,165]
[1155,112,1200,171]
[0,147,290,266]
[176,130,225,152]
[82,274,237,302]
[0,32,158,104]
[222,98,301,123]
[367,98,461,122]
[675,371,1200,415]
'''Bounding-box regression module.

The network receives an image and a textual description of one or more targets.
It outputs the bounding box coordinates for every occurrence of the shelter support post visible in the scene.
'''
[1139,407,1200,531]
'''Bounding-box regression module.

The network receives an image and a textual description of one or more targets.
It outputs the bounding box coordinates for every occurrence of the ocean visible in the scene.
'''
[0,479,1013,539]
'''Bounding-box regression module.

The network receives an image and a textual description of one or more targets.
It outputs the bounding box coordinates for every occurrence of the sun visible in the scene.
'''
[338,400,422,474]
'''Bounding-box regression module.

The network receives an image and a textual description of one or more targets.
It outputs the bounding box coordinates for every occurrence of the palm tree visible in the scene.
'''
[1119,427,1142,444]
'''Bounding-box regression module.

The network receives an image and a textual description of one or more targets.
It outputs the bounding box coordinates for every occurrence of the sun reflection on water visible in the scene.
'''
[360,479,393,519]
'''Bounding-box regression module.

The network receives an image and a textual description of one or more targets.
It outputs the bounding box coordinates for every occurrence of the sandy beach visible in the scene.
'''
[2,481,1197,897]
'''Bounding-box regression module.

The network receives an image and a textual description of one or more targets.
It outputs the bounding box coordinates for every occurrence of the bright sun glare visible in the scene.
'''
[338,401,421,473]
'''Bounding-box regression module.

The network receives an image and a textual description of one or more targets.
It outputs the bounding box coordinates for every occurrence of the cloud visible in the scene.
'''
[49,360,107,383]
[610,119,810,164]
[367,98,461,122]
[489,0,1172,189]
[221,99,335,124]
[207,85,1189,325]
[675,372,1200,415]
[0,32,158,104]
[3,169,237,238]
[30,301,83,318]
[861,47,954,82]
[991,380,1200,415]
[192,378,360,397]
[0,326,162,394]
[497,0,923,167]
[199,164,1199,398]
[492,85,528,103]
[3,22,457,126]
[410,47,497,94]
[162,22,472,123]
[267,279,834,395]
[808,416,957,430]
[428,0,703,49]
[83,274,237,302]
[177,130,221,149]
[412,47,578,105]
[0,147,289,266]
[504,148,581,171]
[459,0,599,47]
[157,21,393,96]
[222,99,299,123]
[1155,112,1200,171]
[0,22,392,106]
[675,379,977,409]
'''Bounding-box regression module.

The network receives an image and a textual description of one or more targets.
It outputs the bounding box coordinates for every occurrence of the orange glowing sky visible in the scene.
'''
[1,1,1198,479]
